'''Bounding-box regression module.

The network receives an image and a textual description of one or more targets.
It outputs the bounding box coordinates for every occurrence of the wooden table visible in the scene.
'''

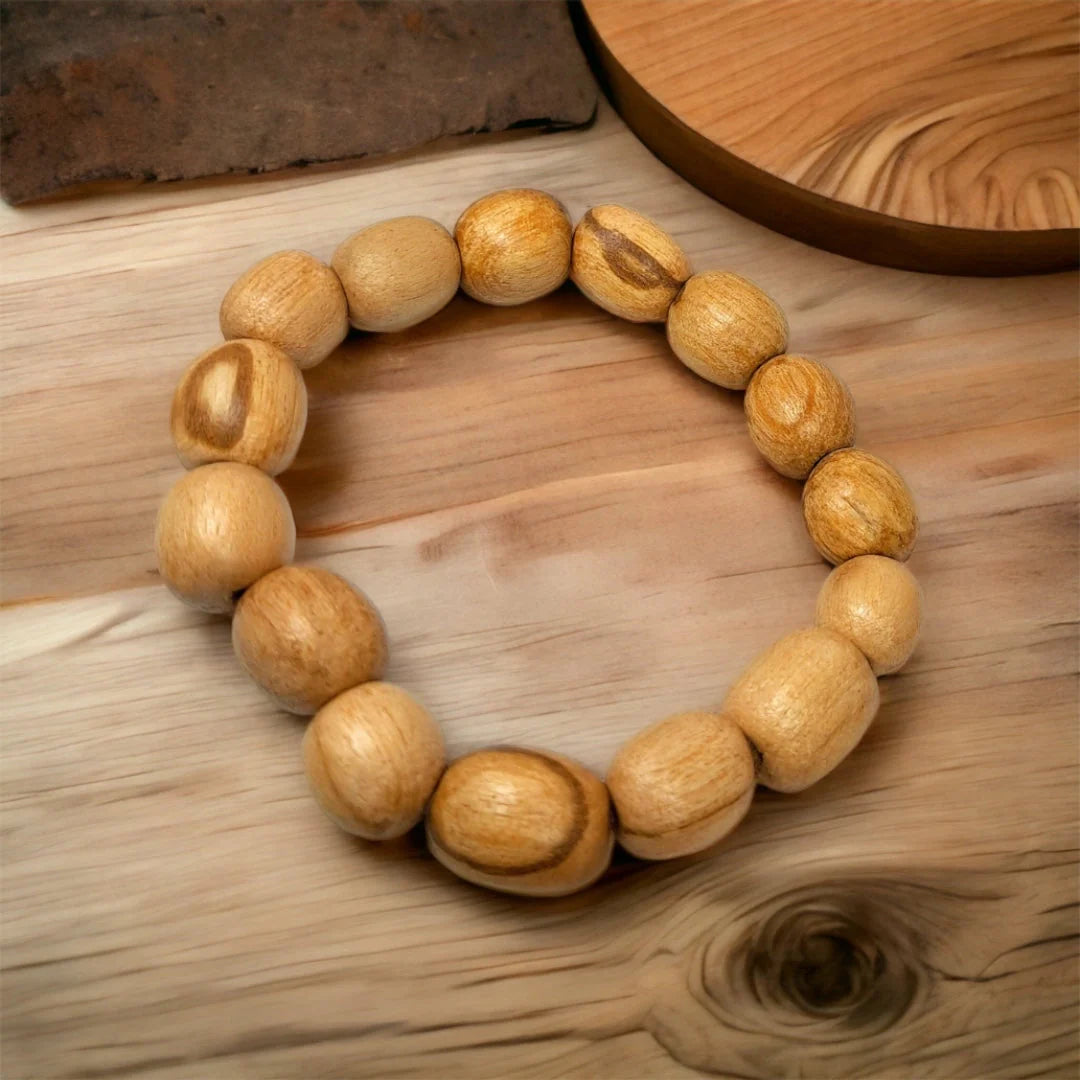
[2,103,1077,1079]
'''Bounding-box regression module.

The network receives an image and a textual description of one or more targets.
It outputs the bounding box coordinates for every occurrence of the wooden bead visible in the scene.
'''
[723,627,879,793]
[303,682,445,840]
[744,353,855,478]
[607,711,755,861]
[169,339,307,475]
[331,217,460,332]
[220,250,348,370]
[154,462,295,614]
[455,189,572,305]
[570,204,691,322]
[232,566,387,714]
[803,448,919,564]
[426,747,613,897]
[666,270,788,389]
[816,555,923,675]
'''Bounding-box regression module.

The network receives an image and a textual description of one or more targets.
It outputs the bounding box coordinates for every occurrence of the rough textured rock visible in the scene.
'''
[0,0,597,204]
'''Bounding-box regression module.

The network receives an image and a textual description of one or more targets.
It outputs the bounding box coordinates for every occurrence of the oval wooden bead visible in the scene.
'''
[666,270,788,389]
[232,566,387,714]
[571,204,691,322]
[303,682,445,840]
[607,711,755,861]
[219,250,348,370]
[723,627,879,793]
[154,462,295,614]
[744,353,855,478]
[426,747,614,897]
[803,448,919,564]
[331,216,461,333]
[169,339,307,475]
[455,188,572,305]
[816,555,923,675]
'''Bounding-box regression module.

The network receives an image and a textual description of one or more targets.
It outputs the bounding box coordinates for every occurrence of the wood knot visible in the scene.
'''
[713,889,920,1035]
[634,868,1068,1076]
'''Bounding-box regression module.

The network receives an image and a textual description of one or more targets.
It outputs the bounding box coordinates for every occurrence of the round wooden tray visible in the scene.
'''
[582,0,1079,275]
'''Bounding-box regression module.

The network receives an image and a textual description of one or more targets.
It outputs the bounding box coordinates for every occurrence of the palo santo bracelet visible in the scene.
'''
[156,191,923,896]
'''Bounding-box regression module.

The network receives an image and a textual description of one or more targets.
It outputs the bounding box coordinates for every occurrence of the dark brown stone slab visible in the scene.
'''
[0,0,597,204]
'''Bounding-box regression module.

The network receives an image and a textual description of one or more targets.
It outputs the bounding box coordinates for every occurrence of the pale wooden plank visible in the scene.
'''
[1,101,1076,1078]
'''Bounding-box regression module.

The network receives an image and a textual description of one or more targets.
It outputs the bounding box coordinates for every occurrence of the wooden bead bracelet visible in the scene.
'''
[156,189,922,898]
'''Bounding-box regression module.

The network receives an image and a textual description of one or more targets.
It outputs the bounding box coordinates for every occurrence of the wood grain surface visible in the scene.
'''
[582,0,1080,274]
[1,101,1078,1079]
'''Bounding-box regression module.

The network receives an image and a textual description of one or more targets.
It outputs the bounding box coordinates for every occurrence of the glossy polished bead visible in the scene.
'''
[427,747,614,897]
[232,566,387,714]
[723,627,879,793]
[607,711,755,860]
[744,353,855,478]
[154,462,295,614]
[170,339,307,475]
[667,270,788,389]
[303,682,445,840]
[220,250,348,370]
[816,555,923,674]
[455,188,572,305]
[571,204,691,322]
[803,448,919,564]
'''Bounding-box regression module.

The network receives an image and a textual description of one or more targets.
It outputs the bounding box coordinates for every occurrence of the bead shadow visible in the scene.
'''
[190,606,236,659]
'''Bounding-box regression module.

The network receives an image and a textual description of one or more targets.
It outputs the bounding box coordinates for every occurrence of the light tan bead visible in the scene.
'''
[455,188,572,305]
[169,339,307,475]
[723,627,879,793]
[607,711,755,861]
[816,555,923,675]
[331,216,461,332]
[232,566,387,714]
[303,682,445,840]
[803,448,919,565]
[220,250,348,370]
[744,353,855,478]
[426,747,613,897]
[666,270,788,389]
[154,462,295,614]
[571,204,691,322]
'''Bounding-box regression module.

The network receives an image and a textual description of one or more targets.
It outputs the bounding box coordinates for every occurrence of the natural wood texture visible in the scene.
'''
[666,269,788,389]
[607,710,755,861]
[304,681,445,840]
[171,339,308,474]
[816,556,923,676]
[1,102,1077,1077]
[220,250,348,370]
[803,448,919,565]
[153,462,296,614]
[723,627,880,793]
[232,566,387,715]
[427,747,613,897]
[455,189,572,306]
[571,203,690,321]
[744,353,855,478]
[332,217,461,332]
[582,0,1080,274]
